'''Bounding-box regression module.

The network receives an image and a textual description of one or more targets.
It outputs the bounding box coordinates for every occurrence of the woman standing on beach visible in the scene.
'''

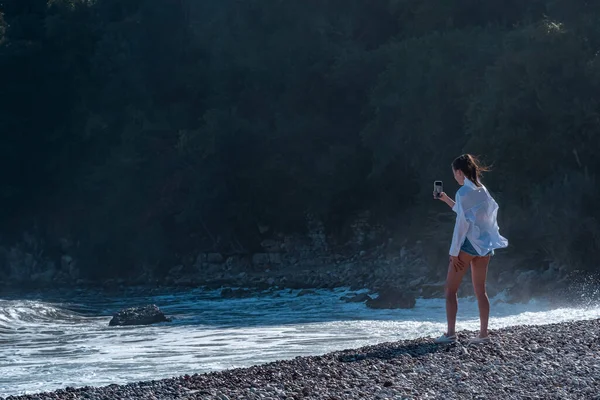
[433,154,508,344]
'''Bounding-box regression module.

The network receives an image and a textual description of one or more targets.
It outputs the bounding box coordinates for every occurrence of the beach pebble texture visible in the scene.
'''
[4,318,600,400]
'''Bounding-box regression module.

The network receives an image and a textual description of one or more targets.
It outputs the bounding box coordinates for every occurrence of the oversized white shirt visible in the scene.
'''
[449,178,508,257]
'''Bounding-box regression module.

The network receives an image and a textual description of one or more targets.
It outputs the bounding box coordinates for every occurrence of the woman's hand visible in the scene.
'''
[450,255,466,272]
[434,192,455,209]
[433,191,448,201]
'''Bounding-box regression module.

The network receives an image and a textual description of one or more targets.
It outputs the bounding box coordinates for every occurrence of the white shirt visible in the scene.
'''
[449,178,508,257]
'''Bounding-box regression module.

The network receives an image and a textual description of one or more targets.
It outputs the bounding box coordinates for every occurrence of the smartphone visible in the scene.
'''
[434,181,443,198]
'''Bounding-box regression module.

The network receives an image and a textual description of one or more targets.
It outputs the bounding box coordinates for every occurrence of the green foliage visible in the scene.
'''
[363,28,503,190]
[1,0,599,276]
[466,20,600,196]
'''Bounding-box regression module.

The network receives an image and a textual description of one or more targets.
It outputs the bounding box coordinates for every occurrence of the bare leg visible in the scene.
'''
[445,251,474,336]
[471,255,491,338]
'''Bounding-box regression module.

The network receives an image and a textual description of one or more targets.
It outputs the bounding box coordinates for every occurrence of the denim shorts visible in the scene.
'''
[461,238,493,257]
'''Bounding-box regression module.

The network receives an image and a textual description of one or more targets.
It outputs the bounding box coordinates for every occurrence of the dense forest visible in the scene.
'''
[1,0,600,281]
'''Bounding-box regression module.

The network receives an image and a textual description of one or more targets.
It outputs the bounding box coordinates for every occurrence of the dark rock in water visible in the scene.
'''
[109,305,171,327]
[221,288,253,298]
[297,289,316,297]
[366,288,416,309]
[341,293,372,303]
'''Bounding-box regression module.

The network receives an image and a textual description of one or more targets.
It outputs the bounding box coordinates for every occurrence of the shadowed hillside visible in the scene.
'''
[1,0,599,291]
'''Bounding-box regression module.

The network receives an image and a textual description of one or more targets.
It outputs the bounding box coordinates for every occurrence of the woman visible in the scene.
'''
[433,154,508,344]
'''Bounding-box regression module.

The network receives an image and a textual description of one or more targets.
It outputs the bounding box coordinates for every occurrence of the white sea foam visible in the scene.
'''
[1,287,598,397]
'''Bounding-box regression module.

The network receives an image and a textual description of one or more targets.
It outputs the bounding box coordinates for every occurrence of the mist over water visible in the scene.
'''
[1,287,599,397]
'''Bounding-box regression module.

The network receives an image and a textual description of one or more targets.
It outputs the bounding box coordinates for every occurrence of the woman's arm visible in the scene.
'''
[436,192,455,209]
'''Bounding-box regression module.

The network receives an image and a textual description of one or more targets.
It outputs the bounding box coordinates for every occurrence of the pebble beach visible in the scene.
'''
[4,318,600,400]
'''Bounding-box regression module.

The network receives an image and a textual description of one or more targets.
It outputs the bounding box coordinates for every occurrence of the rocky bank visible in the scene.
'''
[0,222,596,306]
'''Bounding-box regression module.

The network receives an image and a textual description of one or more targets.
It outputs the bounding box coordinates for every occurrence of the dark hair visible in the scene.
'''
[452,154,489,187]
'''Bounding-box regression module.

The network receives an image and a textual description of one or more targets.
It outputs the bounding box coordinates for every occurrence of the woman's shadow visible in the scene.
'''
[337,340,453,363]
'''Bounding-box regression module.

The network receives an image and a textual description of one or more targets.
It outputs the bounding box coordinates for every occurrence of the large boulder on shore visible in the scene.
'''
[366,288,416,309]
[109,305,171,327]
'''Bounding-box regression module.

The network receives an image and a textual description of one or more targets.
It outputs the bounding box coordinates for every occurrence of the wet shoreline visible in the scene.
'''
[4,318,599,399]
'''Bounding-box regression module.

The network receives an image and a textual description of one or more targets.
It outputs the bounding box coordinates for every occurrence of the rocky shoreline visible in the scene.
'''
[4,241,593,307]
[1,228,595,306]
[4,318,600,400]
